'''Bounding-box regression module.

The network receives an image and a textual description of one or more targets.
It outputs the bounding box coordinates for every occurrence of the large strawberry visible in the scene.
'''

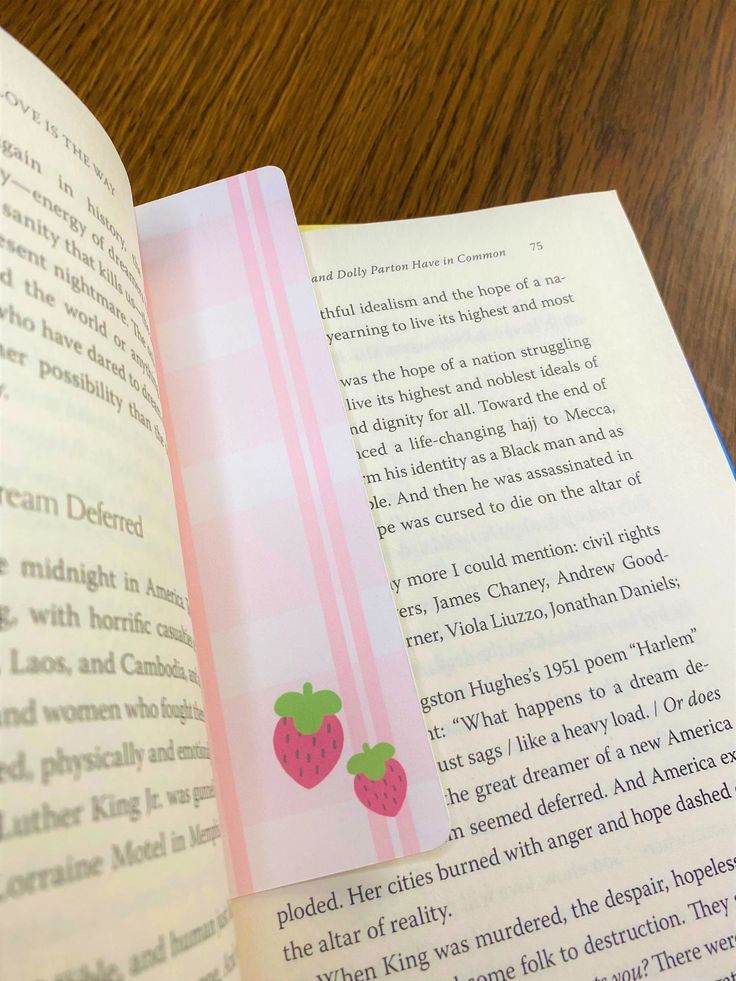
[348,742,407,817]
[273,682,343,788]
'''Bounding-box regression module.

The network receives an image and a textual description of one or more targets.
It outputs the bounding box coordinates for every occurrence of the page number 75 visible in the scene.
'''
[530,241,543,251]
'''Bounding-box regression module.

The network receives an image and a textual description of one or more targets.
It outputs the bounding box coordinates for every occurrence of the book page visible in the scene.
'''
[0,32,236,979]
[232,194,735,979]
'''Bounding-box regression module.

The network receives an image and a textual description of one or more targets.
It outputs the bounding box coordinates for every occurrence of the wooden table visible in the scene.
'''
[6,0,734,456]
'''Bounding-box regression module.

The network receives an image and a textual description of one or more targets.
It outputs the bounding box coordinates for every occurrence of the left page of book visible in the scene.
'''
[0,31,238,980]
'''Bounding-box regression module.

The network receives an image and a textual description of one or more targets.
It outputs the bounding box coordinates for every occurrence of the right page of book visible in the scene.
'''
[233,192,735,980]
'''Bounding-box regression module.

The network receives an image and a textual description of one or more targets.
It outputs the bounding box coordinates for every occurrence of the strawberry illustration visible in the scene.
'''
[273,682,343,788]
[348,742,407,817]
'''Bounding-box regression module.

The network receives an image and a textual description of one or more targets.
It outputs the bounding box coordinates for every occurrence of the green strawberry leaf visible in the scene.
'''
[274,682,342,735]
[347,742,395,780]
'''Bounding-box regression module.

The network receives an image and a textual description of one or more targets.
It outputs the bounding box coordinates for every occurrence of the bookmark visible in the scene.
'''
[136,168,448,895]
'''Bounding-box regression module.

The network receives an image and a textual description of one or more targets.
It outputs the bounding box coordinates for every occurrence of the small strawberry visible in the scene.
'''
[273,682,343,788]
[348,742,407,817]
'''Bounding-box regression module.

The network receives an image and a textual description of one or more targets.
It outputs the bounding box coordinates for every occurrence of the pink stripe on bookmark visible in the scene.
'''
[226,176,394,864]
[145,275,253,897]
[246,171,421,857]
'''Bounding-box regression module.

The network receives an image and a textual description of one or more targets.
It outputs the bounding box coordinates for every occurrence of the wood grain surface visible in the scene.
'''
[4,0,734,456]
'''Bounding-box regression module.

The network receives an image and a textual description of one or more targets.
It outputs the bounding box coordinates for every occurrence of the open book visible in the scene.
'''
[2,27,734,981]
